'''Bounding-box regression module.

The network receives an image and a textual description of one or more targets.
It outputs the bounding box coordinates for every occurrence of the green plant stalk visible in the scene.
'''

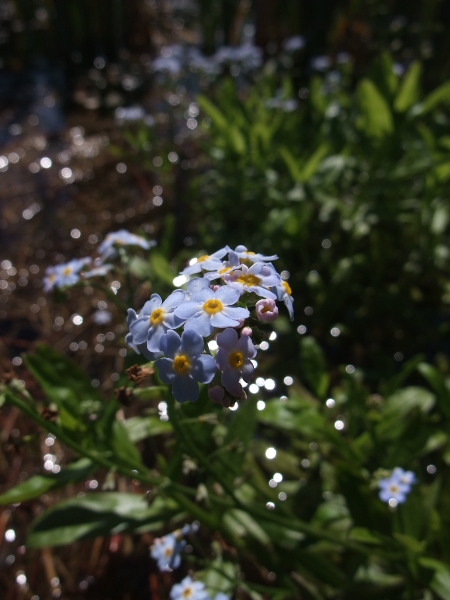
[4,385,402,561]
[3,386,218,530]
[164,391,401,560]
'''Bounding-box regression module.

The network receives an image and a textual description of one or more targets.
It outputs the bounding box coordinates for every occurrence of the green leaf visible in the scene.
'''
[299,144,329,182]
[124,416,172,442]
[383,387,435,418]
[109,420,147,471]
[415,81,450,115]
[376,52,399,97]
[380,354,425,397]
[150,252,176,286]
[300,337,329,398]
[24,345,102,431]
[198,95,229,131]
[394,61,422,112]
[419,558,450,600]
[0,458,94,505]
[349,527,383,545]
[128,256,152,279]
[357,79,393,139]
[200,558,236,598]
[28,493,179,547]
[224,509,271,546]
[279,147,302,182]
[417,363,450,419]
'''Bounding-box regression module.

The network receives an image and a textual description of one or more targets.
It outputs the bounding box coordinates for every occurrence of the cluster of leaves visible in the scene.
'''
[2,330,450,597]
[189,54,450,379]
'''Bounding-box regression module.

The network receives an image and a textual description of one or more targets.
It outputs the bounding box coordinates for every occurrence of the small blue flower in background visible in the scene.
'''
[392,467,416,487]
[44,258,90,291]
[150,523,199,571]
[283,35,305,53]
[224,263,280,300]
[98,229,155,260]
[175,286,249,337]
[274,280,294,321]
[378,467,416,505]
[215,328,257,397]
[155,330,216,403]
[42,265,61,292]
[82,264,113,278]
[128,291,186,352]
[181,248,228,277]
[170,577,209,600]
[93,309,112,325]
[151,533,183,571]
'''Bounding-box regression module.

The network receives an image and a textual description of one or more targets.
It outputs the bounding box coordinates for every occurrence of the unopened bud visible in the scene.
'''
[255,298,278,322]
[241,326,252,336]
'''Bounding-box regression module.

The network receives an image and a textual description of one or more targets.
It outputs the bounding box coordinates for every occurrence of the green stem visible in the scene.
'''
[4,385,402,561]
[4,387,159,485]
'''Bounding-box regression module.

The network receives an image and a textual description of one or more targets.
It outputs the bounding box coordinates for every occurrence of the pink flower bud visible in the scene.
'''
[241,326,253,336]
[211,285,221,292]
[255,299,278,322]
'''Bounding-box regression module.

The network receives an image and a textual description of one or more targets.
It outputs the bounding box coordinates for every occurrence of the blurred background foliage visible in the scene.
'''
[1,0,450,599]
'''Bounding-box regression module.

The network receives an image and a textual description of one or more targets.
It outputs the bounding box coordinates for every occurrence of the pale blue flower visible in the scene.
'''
[151,533,183,571]
[44,258,90,291]
[215,328,257,397]
[170,577,209,600]
[377,468,416,504]
[311,56,331,71]
[186,277,211,295]
[126,308,162,361]
[174,286,249,337]
[128,291,186,352]
[274,281,294,321]
[43,265,60,292]
[181,248,228,277]
[155,330,216,403]
[392,467,417,487]
[224,263,280,300]
[82,264,113,278]
[204,251,240,281]
[98,230,155,260]
[283,35,305,52]
[93,309,112,325]
[230,245,278,264]
[150,522,198,571]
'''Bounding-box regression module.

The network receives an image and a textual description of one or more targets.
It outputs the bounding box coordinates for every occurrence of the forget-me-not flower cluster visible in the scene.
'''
[126,244,295,404]
[42,229,154,293]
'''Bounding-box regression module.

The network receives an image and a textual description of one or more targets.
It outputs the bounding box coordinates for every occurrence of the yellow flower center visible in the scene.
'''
[228,351,244,369]
[239,251,256,264]
[389,485,398,493]
[197,255,209,263]
[236,273,260,287]
[164,547,173,558]
[203,299,223,314]
[48,274,56,282]
[182,588,192,599]
[63,267,72,276]
[261,305,272,314]
[282,281,292,296]
[150,308,165,326]
[173,355,191,374]
[219,266,231,274]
